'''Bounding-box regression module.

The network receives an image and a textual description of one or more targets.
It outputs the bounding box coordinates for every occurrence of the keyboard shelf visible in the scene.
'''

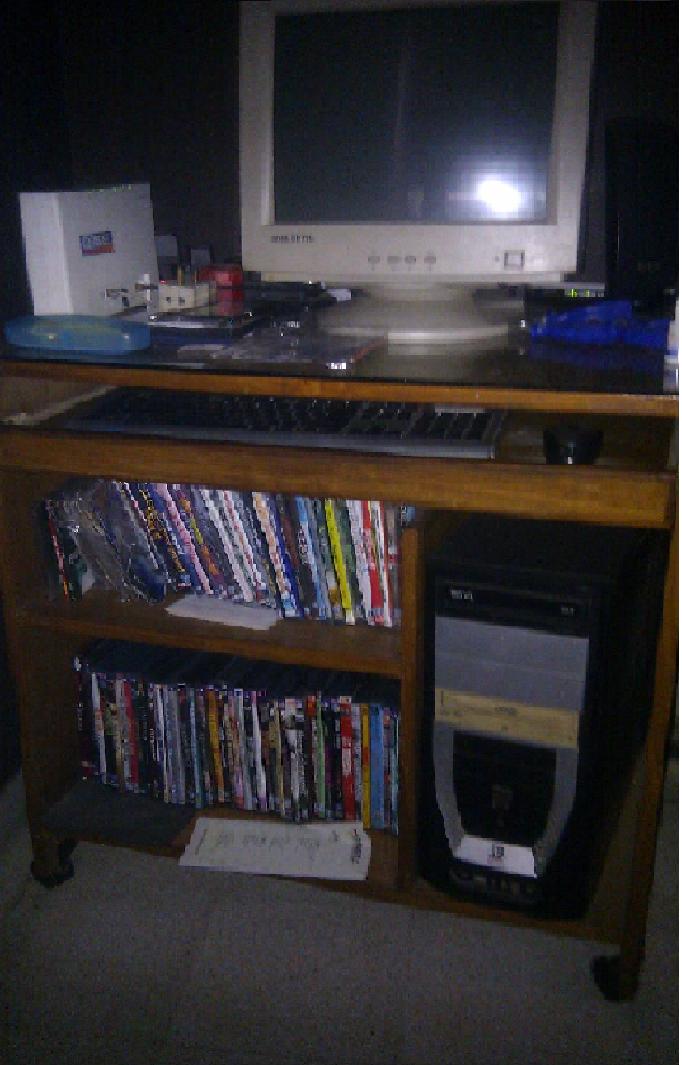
[0,427,673,528]
[54,389,505,460]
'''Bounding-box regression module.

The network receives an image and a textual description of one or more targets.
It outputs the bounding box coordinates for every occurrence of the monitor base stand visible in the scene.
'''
[318,284,516,344]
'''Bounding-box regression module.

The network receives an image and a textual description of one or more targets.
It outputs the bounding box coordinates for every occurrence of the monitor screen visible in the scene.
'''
[239,1,596,341]
[273,4,558,226]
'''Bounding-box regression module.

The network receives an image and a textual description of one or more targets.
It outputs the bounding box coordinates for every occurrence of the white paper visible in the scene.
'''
[454,835,536,877]
[179,818,371,880]
[165,597,279,630]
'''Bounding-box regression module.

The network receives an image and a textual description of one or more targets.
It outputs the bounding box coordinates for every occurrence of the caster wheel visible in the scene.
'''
[30,857,75,888]
[30,839,77,888]
[58,838,77,864]
[591,954,635,1001]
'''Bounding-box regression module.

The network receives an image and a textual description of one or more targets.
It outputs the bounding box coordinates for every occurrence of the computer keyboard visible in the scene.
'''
[60,390,505,459]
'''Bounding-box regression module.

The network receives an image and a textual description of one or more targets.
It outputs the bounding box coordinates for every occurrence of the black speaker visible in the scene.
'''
[605,119,678,312]
[421,518,666,917]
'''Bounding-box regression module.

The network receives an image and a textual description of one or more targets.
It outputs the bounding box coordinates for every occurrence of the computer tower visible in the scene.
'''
[420,517,666,917]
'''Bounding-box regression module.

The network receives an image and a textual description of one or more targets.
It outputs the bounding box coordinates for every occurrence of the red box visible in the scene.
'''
[197,263,243,289]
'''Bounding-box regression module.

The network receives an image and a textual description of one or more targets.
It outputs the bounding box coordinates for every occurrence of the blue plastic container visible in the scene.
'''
[529,300,669,350]
[4,315,151,353]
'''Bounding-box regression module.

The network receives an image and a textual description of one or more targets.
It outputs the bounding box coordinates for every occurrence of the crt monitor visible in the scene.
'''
[239,0,596,342]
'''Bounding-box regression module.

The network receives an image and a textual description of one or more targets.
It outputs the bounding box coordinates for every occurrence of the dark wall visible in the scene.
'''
[0,4,76,784]
[0,4,74,321]
[57,0,241,262]
[5,2,677,291]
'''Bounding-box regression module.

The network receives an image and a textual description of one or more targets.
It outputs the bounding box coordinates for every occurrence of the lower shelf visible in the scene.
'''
[40,781,619,944]
[42,778,196,851]
[41,779,400,887]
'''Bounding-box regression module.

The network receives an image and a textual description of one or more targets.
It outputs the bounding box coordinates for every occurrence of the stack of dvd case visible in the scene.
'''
[44,481,404,626]
[74,642,399,832]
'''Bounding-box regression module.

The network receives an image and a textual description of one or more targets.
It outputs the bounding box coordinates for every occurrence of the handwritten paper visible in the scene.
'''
[179,819,371,880]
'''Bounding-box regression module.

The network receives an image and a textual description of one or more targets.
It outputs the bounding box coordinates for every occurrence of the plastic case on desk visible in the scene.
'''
[3,315,151,354]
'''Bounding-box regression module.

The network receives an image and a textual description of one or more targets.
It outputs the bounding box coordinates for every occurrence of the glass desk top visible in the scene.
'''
[1,326,678,418]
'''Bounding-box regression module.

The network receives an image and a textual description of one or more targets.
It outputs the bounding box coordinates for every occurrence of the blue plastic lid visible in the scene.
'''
[4,315,151,353]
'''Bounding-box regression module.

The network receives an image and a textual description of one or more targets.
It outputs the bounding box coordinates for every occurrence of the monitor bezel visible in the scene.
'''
[239,0,596,286]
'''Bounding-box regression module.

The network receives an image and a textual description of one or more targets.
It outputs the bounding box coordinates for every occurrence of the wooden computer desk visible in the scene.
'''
[0,335,676,1001]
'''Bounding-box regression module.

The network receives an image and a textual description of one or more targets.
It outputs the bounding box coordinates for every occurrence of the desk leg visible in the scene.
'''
[594,515,678,1001]
[396,521,424,890]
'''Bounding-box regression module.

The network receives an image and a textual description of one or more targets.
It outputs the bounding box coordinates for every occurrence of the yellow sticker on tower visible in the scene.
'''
[434,688,579,749]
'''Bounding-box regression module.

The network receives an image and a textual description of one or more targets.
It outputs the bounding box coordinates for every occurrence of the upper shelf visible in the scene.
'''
[15,590,404,677]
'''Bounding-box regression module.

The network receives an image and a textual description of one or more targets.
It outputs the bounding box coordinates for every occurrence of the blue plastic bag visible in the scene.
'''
[530,300,669,349]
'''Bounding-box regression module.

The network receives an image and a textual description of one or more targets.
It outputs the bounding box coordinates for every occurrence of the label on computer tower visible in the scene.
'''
[453,835,536,877]
[434,688,579,749]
